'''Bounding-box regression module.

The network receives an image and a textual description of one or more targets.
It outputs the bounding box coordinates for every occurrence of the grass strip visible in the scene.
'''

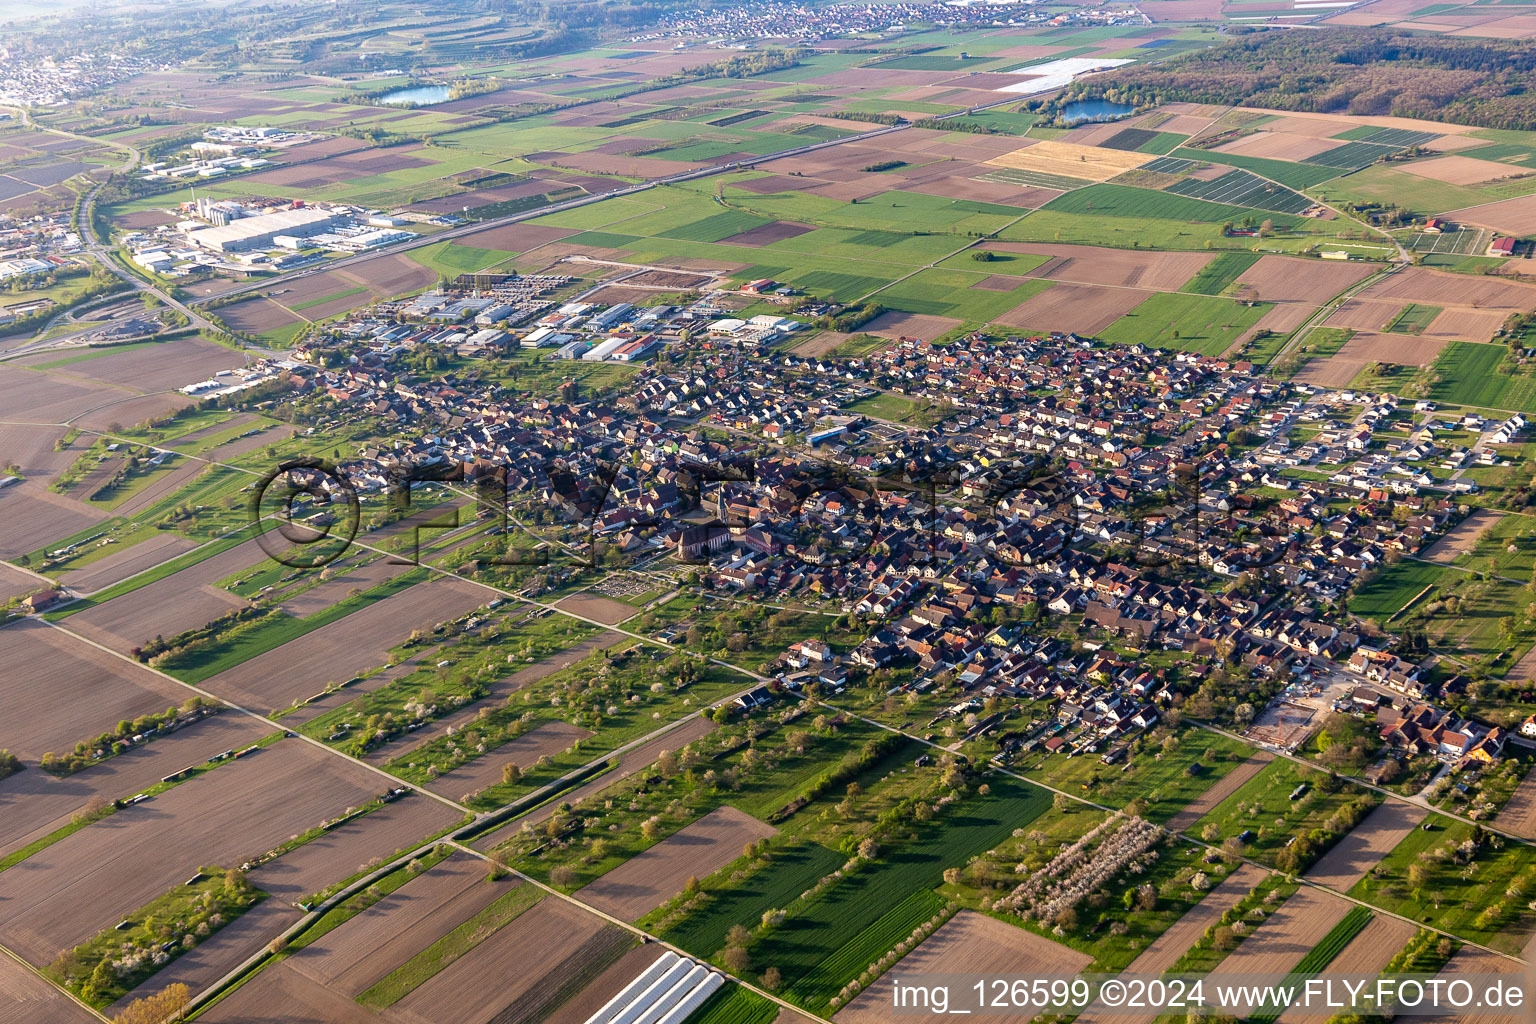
[358,884,544,1008]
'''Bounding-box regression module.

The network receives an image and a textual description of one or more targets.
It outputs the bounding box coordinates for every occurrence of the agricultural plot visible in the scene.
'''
[746,778,1050,1012]
[0,620,190,761]
[1165,168,1314,214]
[652,841,845,958]
[1385,302,1444,334]
[1043,182,1274,223]
[578,806,777,921]
[1189,758,1379,870]
[835,911,1090,1024]
[0,739,397,966]
[1169,148,1345,189]
[1301,800,1426,891]
[0,950,98,1024]
[1428,341,1536,413]
[1206,887,1354,993]
[1302,140,1402,170]
[985,140,1151,183]
[0,712,269,861]
[198,575,491,710]
[1182,251,1260,294]
[1097,292,1272,355]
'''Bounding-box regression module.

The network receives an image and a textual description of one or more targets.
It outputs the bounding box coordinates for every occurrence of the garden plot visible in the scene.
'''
[1302,800,1426,891]
[426,721,593,802]
[835,911,1091,1024]
[109,899,299,1015]
[577,806,777,921]
[1162,752,1273,834]
[390,897,632,1024]
[1073,864,1268,1024]
[478,715,718,839]
[553,592,638,626]
[1207,887,1353,984]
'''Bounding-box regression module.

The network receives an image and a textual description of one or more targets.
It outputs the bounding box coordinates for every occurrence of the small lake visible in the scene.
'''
[1058,98,1135,125]
[376,84,452,107]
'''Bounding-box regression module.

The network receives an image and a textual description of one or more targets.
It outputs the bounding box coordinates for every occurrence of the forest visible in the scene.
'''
[1068,29,1536,130]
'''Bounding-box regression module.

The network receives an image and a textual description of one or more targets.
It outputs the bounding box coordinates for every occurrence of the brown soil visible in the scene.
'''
[577,806,775,921]
[428,721,594,802]
[864,310,961,342]
[1163,752,1274,833]
[993,283,1152,335]
[1493,763,1536,837]
[201,575,491,712]
[1303,800,1426,890]
[1421,509,1503,563]
[0,712,268,860]
[720,221,815,247]
[837,911,1092,1024]
[0,739,396,965]
[1444,195,1536,236]
[1235,255,1374,304]
[0,620,190,761]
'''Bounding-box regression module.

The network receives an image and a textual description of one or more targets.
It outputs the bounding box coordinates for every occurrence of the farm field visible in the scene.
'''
[0,738,401,965]
[578,806,778,921]
[1301,800,1426,891]
[0,619,191,761]
[1096,292,1271,355]
[835,911,1090,1023]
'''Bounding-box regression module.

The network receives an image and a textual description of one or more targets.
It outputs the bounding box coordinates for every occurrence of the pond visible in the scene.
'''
[1058,98,1135,125]
[376,84,452,107]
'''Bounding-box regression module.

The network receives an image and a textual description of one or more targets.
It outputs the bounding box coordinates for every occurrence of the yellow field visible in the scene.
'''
[984,139,1151,182]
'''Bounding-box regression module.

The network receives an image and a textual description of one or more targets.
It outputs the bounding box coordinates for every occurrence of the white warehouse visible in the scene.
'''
[583,950,724,1024]
[186,207,346,253]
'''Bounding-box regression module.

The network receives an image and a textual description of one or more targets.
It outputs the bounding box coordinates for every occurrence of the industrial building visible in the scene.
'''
[185,207,346,254]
